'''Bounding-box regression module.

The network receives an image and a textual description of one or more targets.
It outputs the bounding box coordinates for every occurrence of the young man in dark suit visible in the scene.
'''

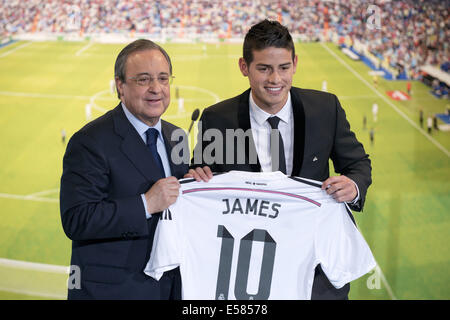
[188,20,372,299]
[60,39,188,299]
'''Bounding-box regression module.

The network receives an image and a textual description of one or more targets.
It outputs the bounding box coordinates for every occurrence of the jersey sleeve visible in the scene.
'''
[314,202,376,289]
[143,199,183,281]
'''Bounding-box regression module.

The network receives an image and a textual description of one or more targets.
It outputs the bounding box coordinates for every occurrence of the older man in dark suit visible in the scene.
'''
[60,39,188,299]
[188,20,372,300]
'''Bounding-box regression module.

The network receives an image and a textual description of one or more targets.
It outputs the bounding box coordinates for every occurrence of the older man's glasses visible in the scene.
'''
[128,74,175,86]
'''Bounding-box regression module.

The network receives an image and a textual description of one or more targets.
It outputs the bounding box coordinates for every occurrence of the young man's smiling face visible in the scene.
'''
[239,47,297,114]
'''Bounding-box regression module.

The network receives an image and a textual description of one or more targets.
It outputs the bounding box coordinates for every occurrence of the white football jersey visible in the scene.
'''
[144,171,376,300]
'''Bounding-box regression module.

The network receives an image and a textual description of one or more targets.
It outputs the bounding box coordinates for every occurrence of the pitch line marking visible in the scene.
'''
[174,54,241,61]
[0,257,394,300]
[339,95,378,100]
[89,89,109,113]
[0,91,214,103]
[174,85,221,103]
[0,258,69,274]
[322,43,400,300]
[75,41,94,56]
[0,258,69,299]
[0,41,32,58]
[87,85,220,116]
[0,192,58,203]
[374,264,397,300]
[0,85,220,109]
[0,187,59,203]
[320,42,449,158]
[0,90,116,101]
[0,286,66,299]
[26,188,59,197]
[0,258,68,299]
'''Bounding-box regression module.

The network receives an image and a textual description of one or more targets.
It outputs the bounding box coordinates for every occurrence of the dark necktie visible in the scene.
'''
[267,116,287,174]
[145,128,166,178]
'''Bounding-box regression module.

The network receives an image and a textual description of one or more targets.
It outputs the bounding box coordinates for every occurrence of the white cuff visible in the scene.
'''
[141,194,152,219]
[347,180,360,205]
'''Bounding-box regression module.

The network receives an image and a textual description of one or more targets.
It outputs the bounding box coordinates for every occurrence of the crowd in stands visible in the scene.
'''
[1,0,449,79]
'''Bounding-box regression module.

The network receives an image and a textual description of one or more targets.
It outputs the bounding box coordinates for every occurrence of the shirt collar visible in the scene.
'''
[249,91,292,126]
[121,102,162,139]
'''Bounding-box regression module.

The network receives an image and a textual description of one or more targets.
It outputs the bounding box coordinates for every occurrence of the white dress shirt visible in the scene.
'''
[249,91,294,175]
[121,103,172,218]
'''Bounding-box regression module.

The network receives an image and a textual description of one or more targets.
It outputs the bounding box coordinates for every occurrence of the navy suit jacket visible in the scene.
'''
[192,88,372,299]
[60,104,188,299]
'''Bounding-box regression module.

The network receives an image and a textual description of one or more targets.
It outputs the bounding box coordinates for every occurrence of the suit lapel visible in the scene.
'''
[238,89,261,172]
[112,105,165,182]
[161,120,187,179]
[238,88,305,174]
[290,88,305,176]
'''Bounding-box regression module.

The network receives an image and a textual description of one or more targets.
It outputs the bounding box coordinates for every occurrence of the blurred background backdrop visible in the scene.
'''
[0,0,448,299]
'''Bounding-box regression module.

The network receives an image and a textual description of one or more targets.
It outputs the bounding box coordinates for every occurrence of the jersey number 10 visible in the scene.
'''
[215,225,276,300]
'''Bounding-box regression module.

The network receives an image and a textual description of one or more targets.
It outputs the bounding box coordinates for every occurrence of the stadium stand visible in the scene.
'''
[0,0,448,84]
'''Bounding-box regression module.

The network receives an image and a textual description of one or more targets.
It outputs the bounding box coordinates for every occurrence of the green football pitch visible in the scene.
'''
[0,40,448,300]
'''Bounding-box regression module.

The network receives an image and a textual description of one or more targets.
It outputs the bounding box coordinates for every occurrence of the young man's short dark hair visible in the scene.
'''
[243,19,296,65]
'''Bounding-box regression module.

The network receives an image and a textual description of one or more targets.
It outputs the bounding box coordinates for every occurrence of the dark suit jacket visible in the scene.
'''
[60,104,188,300]
[192,87,372,299]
